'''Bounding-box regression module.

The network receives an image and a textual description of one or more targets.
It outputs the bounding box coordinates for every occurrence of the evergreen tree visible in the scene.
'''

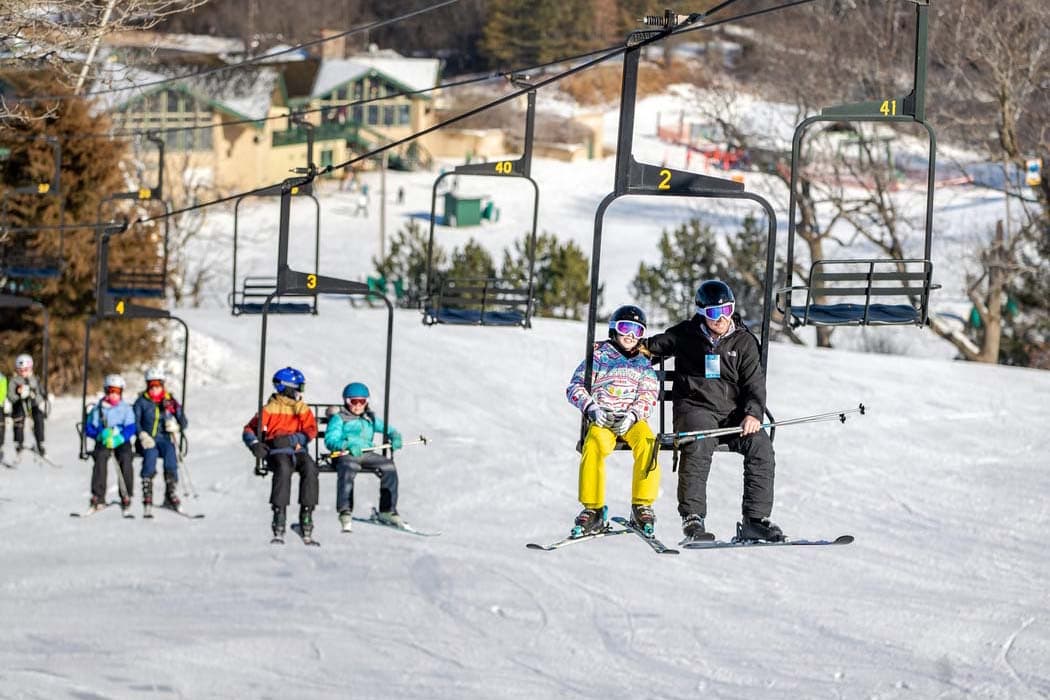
[0,74,162,393]
[501,231,598,320]
[480,0,600,68]
[371,219,445,307]
[631,219,727,326]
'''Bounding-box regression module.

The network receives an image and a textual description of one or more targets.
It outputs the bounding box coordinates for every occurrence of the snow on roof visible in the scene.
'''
[312,54,440,98]
[90,58,279,122]
[104,31,246,57]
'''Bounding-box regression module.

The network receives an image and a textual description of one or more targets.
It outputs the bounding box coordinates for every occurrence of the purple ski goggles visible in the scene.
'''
[612,319,646,338]
[697,302,734,321]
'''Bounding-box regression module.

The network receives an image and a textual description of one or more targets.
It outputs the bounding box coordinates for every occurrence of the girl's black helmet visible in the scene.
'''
[608,304,647,340]
[695,280,735,307]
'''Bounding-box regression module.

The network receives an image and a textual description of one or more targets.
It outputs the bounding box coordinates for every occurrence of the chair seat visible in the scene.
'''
[791,303,920,326]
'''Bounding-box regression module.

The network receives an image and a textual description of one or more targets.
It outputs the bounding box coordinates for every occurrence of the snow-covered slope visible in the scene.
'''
[2,305,1048,699]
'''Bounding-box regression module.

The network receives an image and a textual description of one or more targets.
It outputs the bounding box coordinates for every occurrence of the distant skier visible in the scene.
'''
[83,374,137,513]
[324,382,404,533]
[133,368,188,513]
[645,280,783,543]
[0,369,7,462]
[566,304,660,537]
[10,354,46,456]
[242,367,319,541]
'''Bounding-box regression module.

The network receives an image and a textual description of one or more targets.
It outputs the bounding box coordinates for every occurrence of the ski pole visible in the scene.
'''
[658,404,866,447]
[364,434,429,454]
[328,435,430,460]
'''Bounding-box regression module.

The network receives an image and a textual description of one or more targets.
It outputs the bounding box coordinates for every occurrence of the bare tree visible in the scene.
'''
[0,0,206,120]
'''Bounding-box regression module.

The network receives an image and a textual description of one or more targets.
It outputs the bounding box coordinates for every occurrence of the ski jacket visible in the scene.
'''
[133,391,188,440]
[324,408,400,454]
[566,341,658,419]
[10,374,43,409]
[646,315,766,420]
[242,393,317,454]
[84,398,137,442]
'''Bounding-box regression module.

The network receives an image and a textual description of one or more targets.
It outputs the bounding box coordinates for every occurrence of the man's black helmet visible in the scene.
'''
[695,280,735,308]
[608,304,647,342]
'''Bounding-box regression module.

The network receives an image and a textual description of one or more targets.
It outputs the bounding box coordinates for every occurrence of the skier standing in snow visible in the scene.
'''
[10,354,46,456]
[324,382,404,532]
[133,368,188,512]
[566,304,660,536]
[0,369,7,462]
[83,374,137,512]
[645,280,783,542]
[242,367,319,540]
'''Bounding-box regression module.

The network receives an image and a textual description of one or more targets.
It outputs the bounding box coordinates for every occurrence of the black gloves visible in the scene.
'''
[249,441,269,460]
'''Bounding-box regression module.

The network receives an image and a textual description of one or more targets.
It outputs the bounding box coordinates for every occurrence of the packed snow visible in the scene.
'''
[2,89,1047,699]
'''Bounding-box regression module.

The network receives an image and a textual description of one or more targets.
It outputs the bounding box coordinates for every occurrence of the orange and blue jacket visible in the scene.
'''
[242,393,317,454]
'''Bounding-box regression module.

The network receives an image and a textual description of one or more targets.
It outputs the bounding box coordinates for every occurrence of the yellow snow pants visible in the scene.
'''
[578,420,660,509]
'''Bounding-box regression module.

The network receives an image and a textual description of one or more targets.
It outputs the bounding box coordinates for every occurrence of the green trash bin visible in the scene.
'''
[443,192,483,227]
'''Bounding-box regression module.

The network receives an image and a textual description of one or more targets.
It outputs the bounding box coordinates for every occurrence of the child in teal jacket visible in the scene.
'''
[324,382,403,531]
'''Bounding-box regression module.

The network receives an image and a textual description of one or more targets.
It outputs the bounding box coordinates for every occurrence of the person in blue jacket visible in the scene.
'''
[84,374,138,512]
[325,382,403,532]
[133,367,189,511]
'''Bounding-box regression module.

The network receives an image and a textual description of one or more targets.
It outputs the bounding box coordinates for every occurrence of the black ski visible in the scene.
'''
[290,523,320,546]
[526,524,630,551]
[270,533,286,545]
[682,534,854,550]
[678,532,717,547]
[70,504,110,518]
[610,516,679,555]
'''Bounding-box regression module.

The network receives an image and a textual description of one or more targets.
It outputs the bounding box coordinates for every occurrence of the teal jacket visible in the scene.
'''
[324,408,400,455]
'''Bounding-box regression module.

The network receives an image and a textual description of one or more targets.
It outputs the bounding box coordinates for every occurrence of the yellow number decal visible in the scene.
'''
[879,99,897,117]
[37,183,50,194]
[658,168,672,190]
[116,300,126,315]
[306,274,317,289]
[290,186,299,195]
[495,161,513,175]
[138,187,151,200]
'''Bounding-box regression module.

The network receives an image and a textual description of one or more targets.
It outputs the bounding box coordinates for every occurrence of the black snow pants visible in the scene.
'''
[267,451,319,508]
[91,442,135,502]
[673,404,775,520]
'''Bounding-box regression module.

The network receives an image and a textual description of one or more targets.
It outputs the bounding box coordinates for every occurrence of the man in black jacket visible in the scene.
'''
[646,280,783,542]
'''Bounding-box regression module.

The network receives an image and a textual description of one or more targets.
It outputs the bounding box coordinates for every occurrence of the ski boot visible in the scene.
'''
[630,504,656,537]
[36,444,46,458]
[271,506,287,539]
[163,475,181,511]
[736,516,785,543]
[571,505,607,537]
[89,495,106,512]
[142,478,154,517]
[120,496,132,517]
[682,514,707,538]
[376,510,404,528]
[299,506,315,540]
[15,443,24,455]
[338,510,353,533]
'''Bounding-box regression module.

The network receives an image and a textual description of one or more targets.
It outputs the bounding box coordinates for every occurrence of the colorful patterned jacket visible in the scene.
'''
[566,341,658,420]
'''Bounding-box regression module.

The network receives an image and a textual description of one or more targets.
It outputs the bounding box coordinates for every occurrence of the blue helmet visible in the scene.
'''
[273,366,305,393]
[342,382,370,399]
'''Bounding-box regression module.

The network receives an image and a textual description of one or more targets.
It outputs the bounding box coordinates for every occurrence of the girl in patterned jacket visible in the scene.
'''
[566,304,660,537]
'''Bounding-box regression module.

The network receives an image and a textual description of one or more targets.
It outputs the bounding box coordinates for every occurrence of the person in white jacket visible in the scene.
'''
[565,305,660,537]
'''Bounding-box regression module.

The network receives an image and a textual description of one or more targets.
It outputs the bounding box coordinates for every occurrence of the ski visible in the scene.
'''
[678,532,717,547]
[351,508,441,537]
[143,505,153,519]
[290,523,321,546]
[526,524,630,551]
[610,516,679,555]
[682,534,855,550]
[156,503,205,519]
[70,504,110,518]
[270,534,286,545]
[2,460,17,470]
[27,449,61,469]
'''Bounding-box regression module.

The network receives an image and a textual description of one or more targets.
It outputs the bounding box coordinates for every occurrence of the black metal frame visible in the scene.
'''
[79,222,189,460]
[780,0,937,328]
[253,176,395,473]
[0,135,66,279]
[96,195,171,299]
[422,85,540,329]
[0,293,50,415]
[230,180,320,316]
[580,24,780,450]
